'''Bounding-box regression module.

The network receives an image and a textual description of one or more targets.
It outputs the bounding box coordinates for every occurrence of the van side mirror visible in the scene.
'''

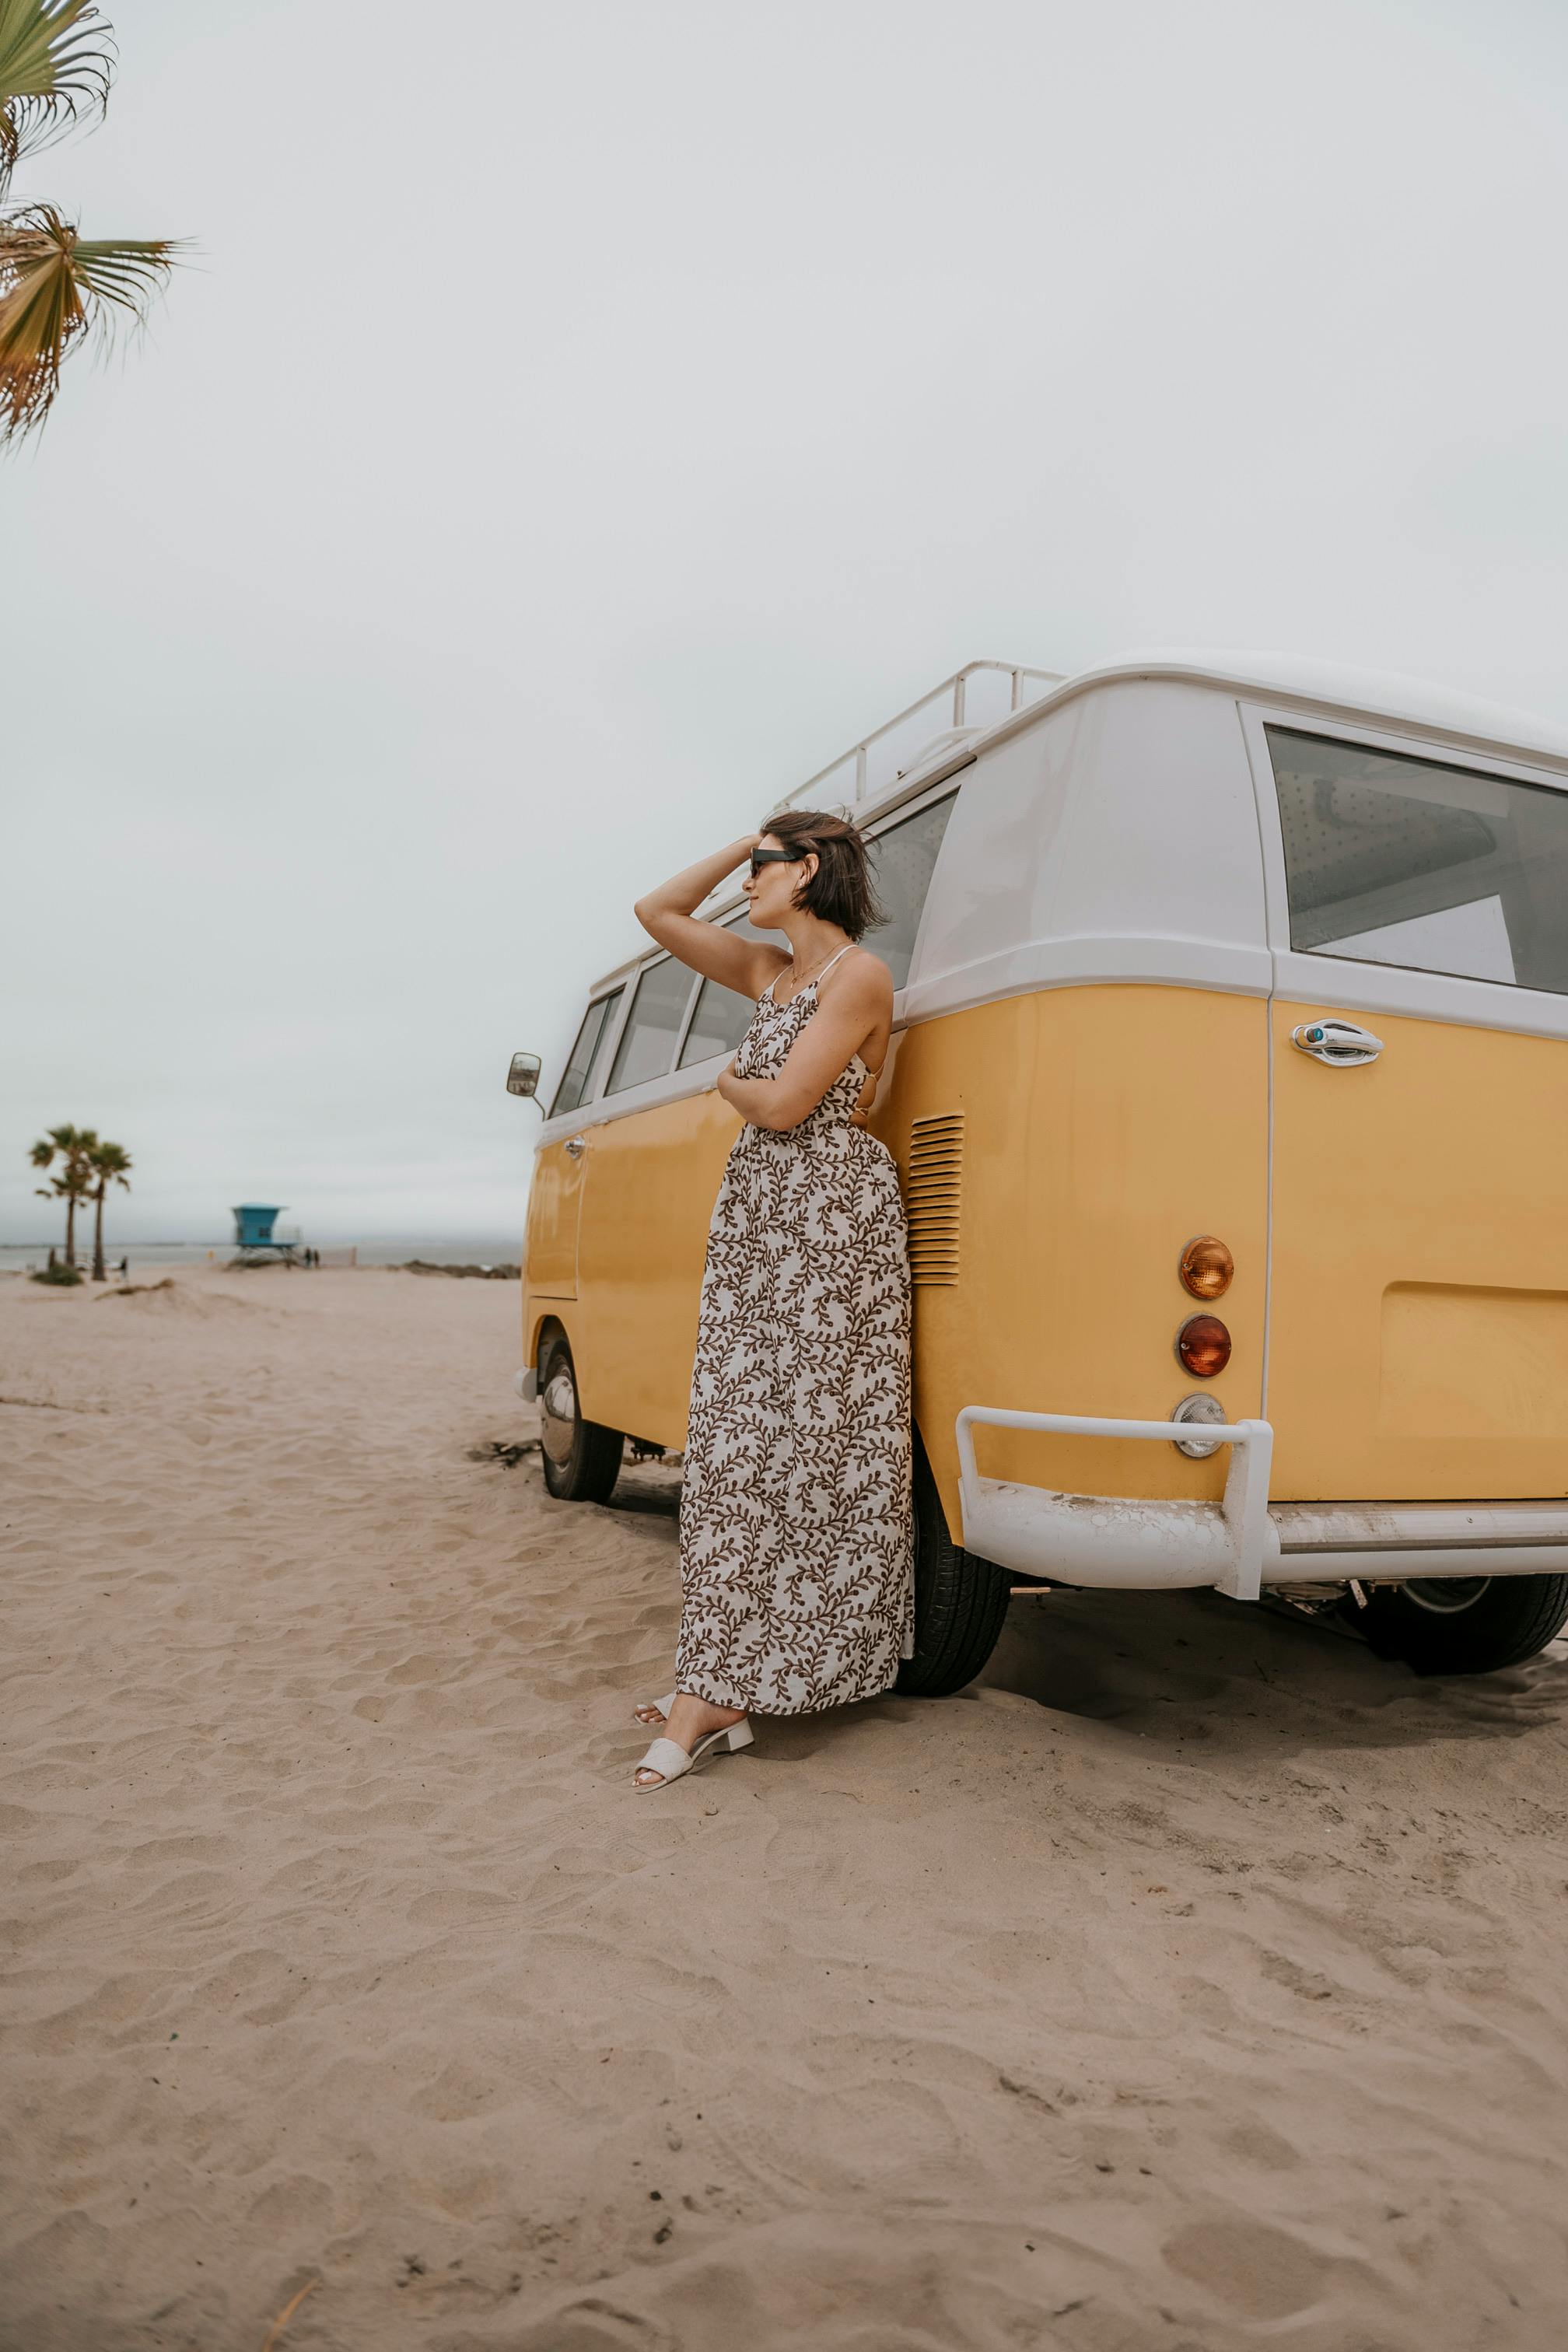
[506,1052,543,1102]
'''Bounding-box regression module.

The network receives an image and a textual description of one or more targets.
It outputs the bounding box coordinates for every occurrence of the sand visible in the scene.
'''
[2,1262,1567,2352]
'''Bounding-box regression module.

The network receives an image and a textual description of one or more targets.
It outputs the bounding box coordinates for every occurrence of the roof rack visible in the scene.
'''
[779,658,1062,812]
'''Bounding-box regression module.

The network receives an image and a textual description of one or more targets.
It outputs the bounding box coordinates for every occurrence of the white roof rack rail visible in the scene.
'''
[779,659,1062,813]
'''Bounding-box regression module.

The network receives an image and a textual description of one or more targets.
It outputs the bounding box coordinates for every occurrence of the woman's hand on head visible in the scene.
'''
[633,835,784,998]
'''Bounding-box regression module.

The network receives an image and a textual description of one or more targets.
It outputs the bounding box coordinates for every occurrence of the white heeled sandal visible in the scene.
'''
[633,1718,754,1790]
[633,1689,677,1726]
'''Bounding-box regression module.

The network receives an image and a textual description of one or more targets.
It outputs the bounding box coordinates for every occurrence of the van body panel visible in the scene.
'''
[1267,999,1568,1500]
[525,1138,586,1297]
[523,1299,578,1379]
[878,983,1269,1539]
[526,978,1269,1536]
[572,1088,741,1445]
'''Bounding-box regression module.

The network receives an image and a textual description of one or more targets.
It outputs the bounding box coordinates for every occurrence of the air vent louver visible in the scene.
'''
[905,1112,964,1286]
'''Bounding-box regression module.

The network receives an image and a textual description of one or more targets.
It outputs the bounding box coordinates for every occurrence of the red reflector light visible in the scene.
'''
[1176,1314,1231,1378]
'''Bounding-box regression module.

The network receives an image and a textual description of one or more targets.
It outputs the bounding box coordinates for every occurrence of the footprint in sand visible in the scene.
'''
[1161,2214,1338,2318]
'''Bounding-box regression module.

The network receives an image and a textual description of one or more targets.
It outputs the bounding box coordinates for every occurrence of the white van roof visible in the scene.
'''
[584,650,1568,996]
[1034,649,1568,771]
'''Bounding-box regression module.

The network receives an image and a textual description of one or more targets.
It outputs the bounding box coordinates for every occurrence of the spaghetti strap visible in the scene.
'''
[813,943,856,988]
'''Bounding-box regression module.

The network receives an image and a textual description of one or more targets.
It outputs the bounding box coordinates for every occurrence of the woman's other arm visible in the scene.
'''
[716,957,891,1131]
[633,836,786,996]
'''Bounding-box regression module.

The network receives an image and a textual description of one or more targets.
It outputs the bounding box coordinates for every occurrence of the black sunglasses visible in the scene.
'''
[749,845,808,877]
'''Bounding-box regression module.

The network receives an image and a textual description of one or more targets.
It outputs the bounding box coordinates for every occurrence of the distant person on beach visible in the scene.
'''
[117,1255,129,1280]
[628,814,911,1790]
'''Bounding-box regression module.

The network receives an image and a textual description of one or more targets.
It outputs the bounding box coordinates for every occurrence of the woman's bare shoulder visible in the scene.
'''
[836,945,894,1003]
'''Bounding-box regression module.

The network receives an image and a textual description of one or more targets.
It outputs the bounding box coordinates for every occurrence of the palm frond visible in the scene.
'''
[87,1136,132,1188]
[0,201,180,442]
[30,1119,96,1167]
[36,1165,93,1199]
[0,0,113,192]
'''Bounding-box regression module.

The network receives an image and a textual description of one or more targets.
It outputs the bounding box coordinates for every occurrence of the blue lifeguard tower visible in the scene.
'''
[231,1204,299,1264]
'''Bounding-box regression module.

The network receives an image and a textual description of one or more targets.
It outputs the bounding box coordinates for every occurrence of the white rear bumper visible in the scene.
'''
[956,1407,1568,1600]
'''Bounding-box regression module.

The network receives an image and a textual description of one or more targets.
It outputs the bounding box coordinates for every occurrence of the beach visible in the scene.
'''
[3,1263,1566,2352]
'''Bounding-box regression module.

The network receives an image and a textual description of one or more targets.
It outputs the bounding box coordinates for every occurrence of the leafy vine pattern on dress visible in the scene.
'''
[675,965,915,1716]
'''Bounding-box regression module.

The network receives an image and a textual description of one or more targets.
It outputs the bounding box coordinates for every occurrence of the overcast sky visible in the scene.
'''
[5,0,1567,1243]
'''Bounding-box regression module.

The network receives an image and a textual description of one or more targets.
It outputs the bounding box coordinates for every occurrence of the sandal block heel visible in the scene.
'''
[633,1717,753,1791]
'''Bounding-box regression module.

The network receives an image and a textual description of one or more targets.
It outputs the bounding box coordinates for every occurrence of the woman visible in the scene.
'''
[628,810,913,1791]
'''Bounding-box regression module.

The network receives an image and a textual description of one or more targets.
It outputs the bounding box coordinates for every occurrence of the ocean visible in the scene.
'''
[0,1238,523,1276]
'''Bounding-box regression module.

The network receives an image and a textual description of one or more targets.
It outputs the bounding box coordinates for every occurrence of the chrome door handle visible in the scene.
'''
[563,1136,586,1158]
[1290,1018,1384,1066]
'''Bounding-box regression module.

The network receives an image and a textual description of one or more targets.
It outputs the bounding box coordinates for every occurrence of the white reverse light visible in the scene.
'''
[1171,1392,1226,1459]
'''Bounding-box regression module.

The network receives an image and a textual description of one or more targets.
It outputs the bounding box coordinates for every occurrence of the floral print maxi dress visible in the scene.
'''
[676,956,915,1715]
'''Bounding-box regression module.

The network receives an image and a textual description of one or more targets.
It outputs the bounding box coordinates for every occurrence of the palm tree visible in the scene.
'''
[30,1120,97,1265]
[0,1,182,446]
[86,1134,131,1279]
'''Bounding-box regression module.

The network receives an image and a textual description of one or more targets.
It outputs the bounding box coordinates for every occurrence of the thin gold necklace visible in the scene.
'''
[786,943,838,992]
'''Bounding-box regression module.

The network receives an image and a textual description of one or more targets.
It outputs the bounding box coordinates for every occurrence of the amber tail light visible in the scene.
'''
[1179,1235,1234,1300]
[1176,1314,1231,1378]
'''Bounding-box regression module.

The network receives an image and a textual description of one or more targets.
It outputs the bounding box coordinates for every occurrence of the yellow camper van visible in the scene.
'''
[509,655,1568,1690]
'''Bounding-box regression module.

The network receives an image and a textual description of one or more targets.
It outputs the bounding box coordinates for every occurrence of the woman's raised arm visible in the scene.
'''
[634,835,786,996]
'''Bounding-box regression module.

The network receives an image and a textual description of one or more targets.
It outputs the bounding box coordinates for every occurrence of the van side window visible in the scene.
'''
[606,957,697,1094]
[677,910,774,1067]
[550,985,625,1117]
[863,793,958,989]
[1268,727,1568,994]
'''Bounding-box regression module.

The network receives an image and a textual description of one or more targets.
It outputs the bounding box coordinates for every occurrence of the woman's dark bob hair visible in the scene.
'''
[761,807,885,941]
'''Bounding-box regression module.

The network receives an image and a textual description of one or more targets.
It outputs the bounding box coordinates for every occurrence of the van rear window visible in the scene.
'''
[863,792,957,989]
[1267,727,1568,995]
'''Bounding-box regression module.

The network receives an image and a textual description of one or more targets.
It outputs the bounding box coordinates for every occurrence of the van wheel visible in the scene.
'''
[537,1335,623,1504]
[1346,1574,1568,1675]
[895,1435,1011,1697]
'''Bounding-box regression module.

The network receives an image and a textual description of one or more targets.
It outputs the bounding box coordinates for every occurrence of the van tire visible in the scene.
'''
[1347,1573,1568,1675]
[537,1334,623,1505]
[894,1435,1011,1697]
